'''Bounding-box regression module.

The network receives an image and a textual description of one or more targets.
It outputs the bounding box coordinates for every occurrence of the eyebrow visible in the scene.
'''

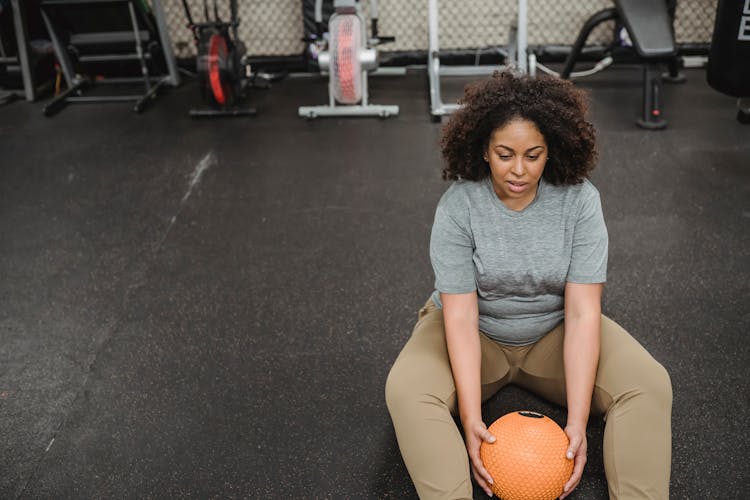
[493,144,545,153]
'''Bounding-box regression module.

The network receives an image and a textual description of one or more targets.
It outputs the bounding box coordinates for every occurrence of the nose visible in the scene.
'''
[511,157,525,176]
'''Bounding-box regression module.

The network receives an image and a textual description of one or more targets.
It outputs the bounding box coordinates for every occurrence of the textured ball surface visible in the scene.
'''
[480,411,573,500]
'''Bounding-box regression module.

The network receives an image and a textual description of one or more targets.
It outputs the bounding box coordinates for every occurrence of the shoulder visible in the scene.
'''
[543,178,601,207]
[438,178,489,206]
[578,178,601,198]
[436,179,487,214]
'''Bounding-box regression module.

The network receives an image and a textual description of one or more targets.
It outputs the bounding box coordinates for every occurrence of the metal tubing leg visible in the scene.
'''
[134,77,170,113]
[41,8,77,89]
[151,0,180,86]
[43,79,88,116]
[428,0,528,120]
[516,0,527,73]
[10,0,35,101]
[127,1,151,95]
[427,0,443,118]
[636,64,667,130]
[298,104,398,119]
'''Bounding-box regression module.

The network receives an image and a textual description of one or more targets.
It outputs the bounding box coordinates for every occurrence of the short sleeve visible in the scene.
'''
[567,189,608,283]
[429,204,477,294]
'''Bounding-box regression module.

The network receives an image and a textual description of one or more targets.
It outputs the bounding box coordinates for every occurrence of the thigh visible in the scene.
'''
[514,321,568,408]
[514,315,670,416]
[387,300,458,409]
[590,315,672,416]
[387,299,512,412]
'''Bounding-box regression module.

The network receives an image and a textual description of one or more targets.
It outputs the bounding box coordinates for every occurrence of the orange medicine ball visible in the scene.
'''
[480,411,573,500]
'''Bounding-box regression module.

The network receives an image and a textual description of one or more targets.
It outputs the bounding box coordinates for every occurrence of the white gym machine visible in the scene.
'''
[427,0,532,120]
[298,0,399,119]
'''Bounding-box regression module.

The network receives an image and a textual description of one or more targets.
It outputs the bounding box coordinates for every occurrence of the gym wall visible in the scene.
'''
[162,0,715,58]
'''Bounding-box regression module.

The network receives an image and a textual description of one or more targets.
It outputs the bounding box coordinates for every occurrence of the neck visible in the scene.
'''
[493,181,540,212]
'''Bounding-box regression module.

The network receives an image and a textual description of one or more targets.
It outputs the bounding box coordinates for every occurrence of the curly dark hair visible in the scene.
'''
[440,71,597,185]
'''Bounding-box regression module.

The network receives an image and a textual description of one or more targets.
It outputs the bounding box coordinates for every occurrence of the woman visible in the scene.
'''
[385,72,672,500]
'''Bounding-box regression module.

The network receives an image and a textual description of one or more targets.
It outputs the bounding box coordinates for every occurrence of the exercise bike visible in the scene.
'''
[181,0,255,117]
[298,0,398,119]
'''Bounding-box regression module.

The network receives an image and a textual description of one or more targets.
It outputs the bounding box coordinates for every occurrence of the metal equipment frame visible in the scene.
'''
[559,0,676,130]
[0,0,39,101]
[428,0,529,120]
[40,0,180,115]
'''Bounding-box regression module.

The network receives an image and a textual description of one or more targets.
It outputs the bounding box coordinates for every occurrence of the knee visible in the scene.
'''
[384,365,401,413]
[385,363,419,416]
[650,362,673,408]
[627,360,673,410]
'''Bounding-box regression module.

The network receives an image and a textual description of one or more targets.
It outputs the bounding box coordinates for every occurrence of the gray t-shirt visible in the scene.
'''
[429,176,608,345]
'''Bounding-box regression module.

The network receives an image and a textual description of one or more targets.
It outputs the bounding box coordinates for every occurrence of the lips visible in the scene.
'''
[507,180,528,193]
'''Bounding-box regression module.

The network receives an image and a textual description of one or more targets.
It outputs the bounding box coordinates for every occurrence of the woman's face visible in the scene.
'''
[485,119,548,211]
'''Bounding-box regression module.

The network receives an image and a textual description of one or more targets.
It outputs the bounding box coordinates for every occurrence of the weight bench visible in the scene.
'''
[40,0,179,116]
[561,0,676,129]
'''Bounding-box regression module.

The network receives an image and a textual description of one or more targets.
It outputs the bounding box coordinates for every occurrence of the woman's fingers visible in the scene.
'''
[465,422,496,496]
[471,462,493,497]
[560,431,587,499]
[560,452,586,498]
[480,425,497,444]
[470,449,494,487]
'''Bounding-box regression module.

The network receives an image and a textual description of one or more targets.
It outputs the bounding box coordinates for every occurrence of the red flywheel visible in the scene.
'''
[330,14,362,104]
[207,33,231,105]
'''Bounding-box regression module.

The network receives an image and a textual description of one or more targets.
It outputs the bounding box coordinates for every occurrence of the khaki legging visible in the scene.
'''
[385,299,672,500]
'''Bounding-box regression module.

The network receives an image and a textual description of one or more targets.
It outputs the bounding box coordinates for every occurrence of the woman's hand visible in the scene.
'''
[464,418,496,497]
[559,424,588,499]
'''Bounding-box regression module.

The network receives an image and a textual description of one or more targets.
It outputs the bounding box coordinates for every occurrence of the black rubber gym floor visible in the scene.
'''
[1,66,748,499]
